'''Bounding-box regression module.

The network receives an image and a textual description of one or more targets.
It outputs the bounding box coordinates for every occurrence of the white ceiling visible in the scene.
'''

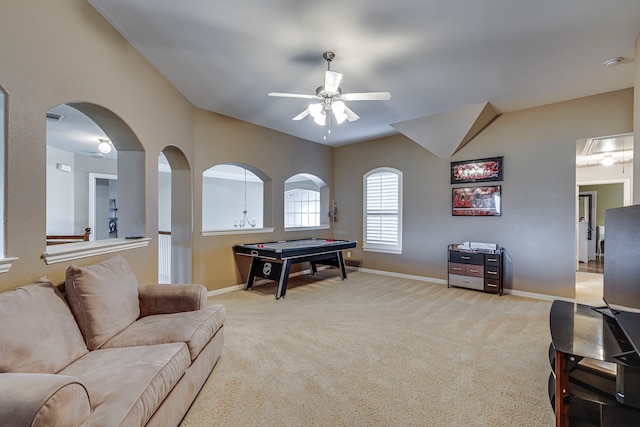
[84,0,640,148]
[47,104,115,159]
[576,133,634,168]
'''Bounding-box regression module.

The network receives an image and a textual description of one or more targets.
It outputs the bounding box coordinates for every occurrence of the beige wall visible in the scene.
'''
[0,0,192,290]
[335,89,634,299]
[192,110,333,288]
[0,1,637,300]
[0,0,332,292]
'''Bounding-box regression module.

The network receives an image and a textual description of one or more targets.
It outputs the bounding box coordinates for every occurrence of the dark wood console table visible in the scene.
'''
[549,300,640,426]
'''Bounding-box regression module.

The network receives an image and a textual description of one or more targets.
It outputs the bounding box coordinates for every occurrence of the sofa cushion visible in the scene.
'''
[65,255,140,350]
[0,373,91,427]
[59,343,190,427]
[103,304,226,361]
[0,280,88,374]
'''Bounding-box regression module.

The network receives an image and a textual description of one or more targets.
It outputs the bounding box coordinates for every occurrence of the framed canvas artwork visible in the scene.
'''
[452,185,501,216]
[450,156,503,184]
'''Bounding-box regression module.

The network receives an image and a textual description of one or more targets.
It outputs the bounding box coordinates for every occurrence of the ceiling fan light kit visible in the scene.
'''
[269,52,391,130]
[97,138,112,154]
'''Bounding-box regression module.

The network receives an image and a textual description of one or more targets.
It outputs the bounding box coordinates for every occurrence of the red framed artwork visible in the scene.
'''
[450,156,503,184]
[452,186,501,216]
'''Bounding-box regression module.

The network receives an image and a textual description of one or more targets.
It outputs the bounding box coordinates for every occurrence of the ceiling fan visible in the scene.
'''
[269,52,391,126]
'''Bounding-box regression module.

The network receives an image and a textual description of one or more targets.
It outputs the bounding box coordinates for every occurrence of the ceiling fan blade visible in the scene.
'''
[269,92,318,99]
[344,105,360,122]
[341,92,391,101]
[324,71,343,93]
[292,109,310,121]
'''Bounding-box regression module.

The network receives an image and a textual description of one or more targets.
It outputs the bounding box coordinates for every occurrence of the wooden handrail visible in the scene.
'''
[46,228,91,245]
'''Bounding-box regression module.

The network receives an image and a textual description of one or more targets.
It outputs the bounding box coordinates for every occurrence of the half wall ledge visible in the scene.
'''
[42,238,151,265]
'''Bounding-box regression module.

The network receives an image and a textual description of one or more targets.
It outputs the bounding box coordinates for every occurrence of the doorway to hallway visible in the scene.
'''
[575,133,633,303]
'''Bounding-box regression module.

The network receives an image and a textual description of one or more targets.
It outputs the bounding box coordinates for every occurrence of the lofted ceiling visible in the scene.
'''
[78,1,640,153]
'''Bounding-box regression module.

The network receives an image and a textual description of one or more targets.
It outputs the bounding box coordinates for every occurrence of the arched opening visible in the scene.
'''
[158,146,192,283]
[44,102,146,263]
[284,173,330,229]
[202,163,272,232]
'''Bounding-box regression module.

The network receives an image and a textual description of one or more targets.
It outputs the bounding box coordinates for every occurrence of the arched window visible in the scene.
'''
[363,167,403,254]
[202,164,266,231]
[284,173,329,229]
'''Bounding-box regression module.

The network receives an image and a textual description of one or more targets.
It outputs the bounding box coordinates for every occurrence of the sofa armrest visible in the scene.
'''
[138,283,208,318]
[0,373,91,427]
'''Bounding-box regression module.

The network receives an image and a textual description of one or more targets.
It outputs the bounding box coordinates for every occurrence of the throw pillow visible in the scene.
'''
[0,280,88,373]
[65,255,140,350]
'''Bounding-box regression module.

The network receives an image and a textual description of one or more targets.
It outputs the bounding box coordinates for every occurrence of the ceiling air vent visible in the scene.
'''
[46,112,64,122]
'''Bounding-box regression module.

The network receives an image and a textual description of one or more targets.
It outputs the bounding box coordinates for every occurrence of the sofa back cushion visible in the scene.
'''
[65,255,140,350]
[0,280,88,373]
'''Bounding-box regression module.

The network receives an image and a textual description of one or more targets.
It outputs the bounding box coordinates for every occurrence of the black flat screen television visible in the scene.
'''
[603,205,640,309]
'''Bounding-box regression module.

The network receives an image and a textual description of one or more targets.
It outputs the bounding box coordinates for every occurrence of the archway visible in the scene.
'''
[159,146,192,283]
[46,102,146,243]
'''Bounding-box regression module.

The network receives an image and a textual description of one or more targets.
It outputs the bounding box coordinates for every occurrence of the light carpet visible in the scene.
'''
[180,270,555,426]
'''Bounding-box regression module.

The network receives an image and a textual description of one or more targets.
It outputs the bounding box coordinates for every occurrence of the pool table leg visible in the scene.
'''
[337,251,347,279]
[276,259,292,299]
[246,258,257,290]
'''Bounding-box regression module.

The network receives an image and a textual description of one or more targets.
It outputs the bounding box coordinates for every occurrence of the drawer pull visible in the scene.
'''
[461,256,471,260]
[487,258,497,262]
[487,284,498,288]
[469,269,480,273]
[452,267,462,271]
[487,271,498,275]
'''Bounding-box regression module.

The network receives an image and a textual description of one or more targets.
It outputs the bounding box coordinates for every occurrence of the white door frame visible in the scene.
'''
[576,178,632,207]
[88,173,117,241]
[575,178,632,268]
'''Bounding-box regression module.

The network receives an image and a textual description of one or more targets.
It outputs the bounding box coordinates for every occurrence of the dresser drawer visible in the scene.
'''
[485,266,501,279]
[485,254,501,267]
[484,279,501,294]
[448,262,466,275]
[449,274,484,291]
[449,251,483,265]
[465,264,484,278]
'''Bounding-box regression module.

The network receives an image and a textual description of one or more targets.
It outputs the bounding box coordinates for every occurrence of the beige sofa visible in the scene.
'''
[0,255,226,427]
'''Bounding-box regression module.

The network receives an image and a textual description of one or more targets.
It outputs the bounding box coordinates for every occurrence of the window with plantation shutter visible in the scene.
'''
[363,168,402,254]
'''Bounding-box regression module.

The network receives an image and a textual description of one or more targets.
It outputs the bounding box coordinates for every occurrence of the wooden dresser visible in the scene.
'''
[447,244,504,295]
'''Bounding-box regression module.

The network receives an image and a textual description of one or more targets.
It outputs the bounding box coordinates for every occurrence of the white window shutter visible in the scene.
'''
[364,168,402,253]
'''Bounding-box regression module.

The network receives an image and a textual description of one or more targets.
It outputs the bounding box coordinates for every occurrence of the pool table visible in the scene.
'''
[233,238,357,299]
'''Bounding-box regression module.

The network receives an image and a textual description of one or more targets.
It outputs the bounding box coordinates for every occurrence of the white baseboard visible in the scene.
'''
[207,267,324,298]
[354,267,569,302]
[504,289,574,303]
[354,267,448,285]
[208,265,571,303]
